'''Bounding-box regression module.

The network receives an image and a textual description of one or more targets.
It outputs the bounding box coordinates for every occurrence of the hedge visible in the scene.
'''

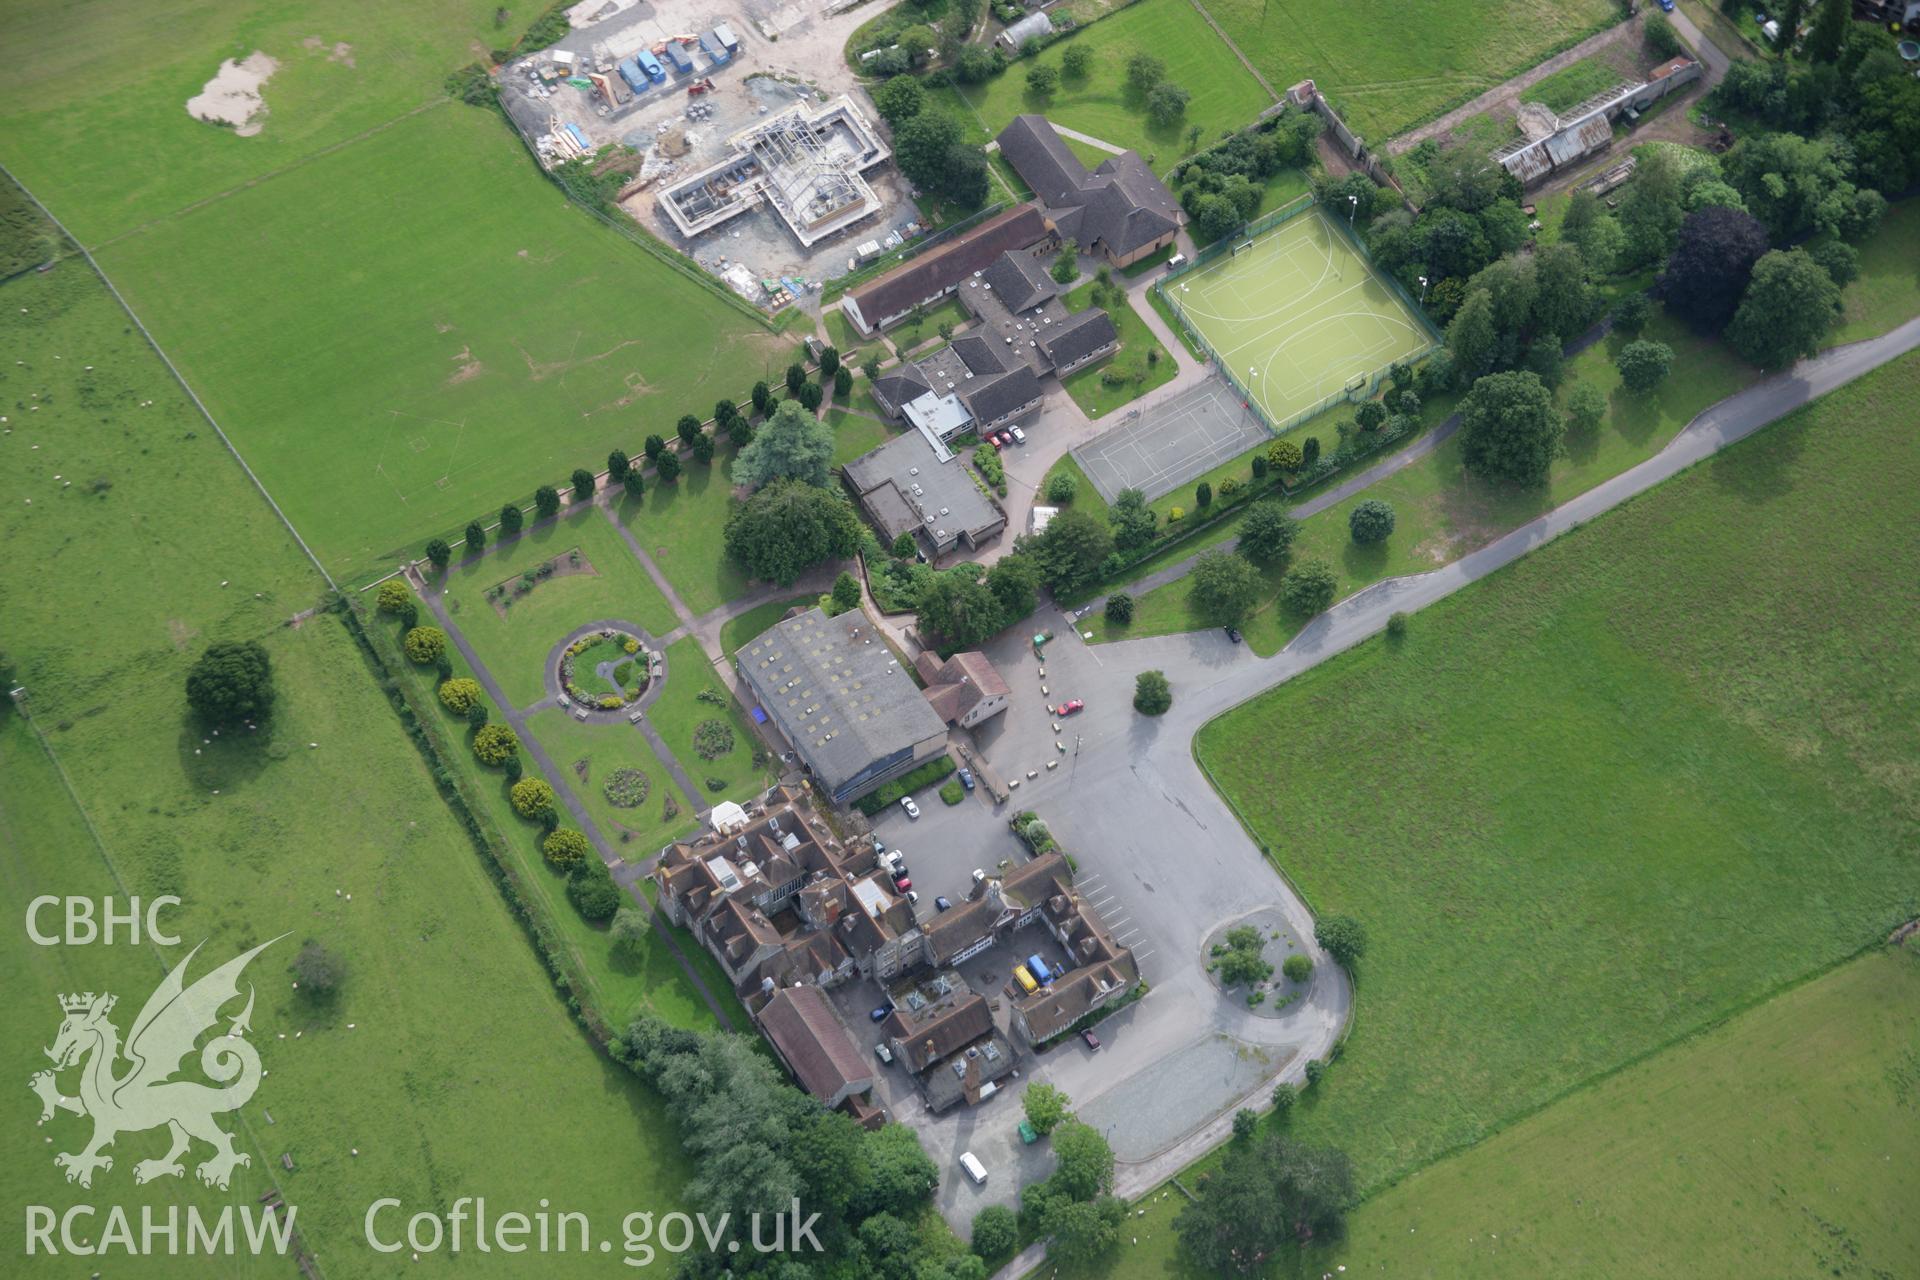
[854,756,957,815]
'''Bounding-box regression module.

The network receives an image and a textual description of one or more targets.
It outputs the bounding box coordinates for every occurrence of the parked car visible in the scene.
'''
[1082,1029,1101,1051]
[905,888,920,907]
[1225,626,1241,644]
[900,796,920,819]
[997,430,1015,448]
[870,1005,891,1022]
[1009,426,1027,445]
[934,895,953,912]
[1657,0,1674,9]
[875,1042,894,1064]
[885,849,906,872]
[959,1152,987,1185]
[957,767,975,791]
[893,872,913,892]
[1058,698,1084,715]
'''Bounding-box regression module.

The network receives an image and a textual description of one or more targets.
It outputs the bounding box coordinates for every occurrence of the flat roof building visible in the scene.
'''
[736,607,950,804]
[843,431,1008,561]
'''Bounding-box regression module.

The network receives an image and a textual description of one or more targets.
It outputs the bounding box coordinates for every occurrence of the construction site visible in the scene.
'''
[494,0,922,310]
[658,95,889,246]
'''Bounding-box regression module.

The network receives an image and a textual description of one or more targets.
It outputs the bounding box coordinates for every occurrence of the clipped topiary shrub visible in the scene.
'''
[566,858,622,920]
[438,677,484,715]
[543,828,591,870]
[376,579,412,614]
[510,777,556,819]
[403,626,448,665]
[472,723,520,766]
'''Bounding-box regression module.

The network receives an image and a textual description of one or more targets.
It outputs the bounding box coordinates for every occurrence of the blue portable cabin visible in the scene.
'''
[713,22,741,53]
[635,47,665,82]
[1026,955,1052,985]
[700,31,731,64]
[663,40,695,74]
[617,57,649,92]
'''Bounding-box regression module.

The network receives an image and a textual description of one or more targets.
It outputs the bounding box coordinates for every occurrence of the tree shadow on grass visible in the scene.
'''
[1707,413,1806,503]
[1340,539,1390,582]
[177,714,275,797]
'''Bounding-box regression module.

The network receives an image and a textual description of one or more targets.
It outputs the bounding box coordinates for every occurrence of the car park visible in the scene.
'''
[901,796,920,819]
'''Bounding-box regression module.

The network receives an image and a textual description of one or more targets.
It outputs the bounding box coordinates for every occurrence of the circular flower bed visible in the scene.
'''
[603,768,652,808]
[693,718,734,760]
[557,628,652,708]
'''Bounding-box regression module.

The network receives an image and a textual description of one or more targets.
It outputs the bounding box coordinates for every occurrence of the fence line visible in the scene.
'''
[1152,198,1439,439]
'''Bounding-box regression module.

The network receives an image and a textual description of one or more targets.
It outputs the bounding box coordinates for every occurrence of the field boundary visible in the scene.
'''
[0,163,341,595]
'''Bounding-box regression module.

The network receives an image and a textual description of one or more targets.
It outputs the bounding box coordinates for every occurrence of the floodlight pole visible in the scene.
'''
[1419,275,1430,304]
[1348,194,1358,226]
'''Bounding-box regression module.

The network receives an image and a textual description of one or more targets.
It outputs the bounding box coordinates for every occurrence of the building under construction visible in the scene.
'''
[660,95,890,247]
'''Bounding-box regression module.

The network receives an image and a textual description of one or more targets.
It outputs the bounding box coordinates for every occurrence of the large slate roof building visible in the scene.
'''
[995,116,1182,267]
[736,607,949,804]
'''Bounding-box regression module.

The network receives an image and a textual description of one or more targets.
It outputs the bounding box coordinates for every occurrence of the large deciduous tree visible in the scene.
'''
[1174,1133,1355,1274]
[185,640,275,727]
[1458,370,1562,485]
[1189,550,1261,627]
[1237,500,1300,563]
[723,479,863,584]
[1727,248,1842,368]
[1658,205,1773,332]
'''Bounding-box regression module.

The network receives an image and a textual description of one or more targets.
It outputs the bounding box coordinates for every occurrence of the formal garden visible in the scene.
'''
[557,627,654,710]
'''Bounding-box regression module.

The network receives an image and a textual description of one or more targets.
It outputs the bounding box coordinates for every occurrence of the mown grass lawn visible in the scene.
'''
[438,507,680,707]
[1519,55,1625,112]
[1094,309,1754,647]
[719,594,821,657]
[1196,348,1920,1196]
[1059,282,1177,418]
[92,102,789,583]
[889,296,973,354]
[646,637,778,807]
[0,263,700,1275]
[1831,198,1920,344]
[940,0,1274,165]
[613,446,752,615]
[826,406,895,464]
[1204,0,1620,140]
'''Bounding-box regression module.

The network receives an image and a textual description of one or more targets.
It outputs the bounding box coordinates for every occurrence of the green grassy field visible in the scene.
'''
[1204,0,1619,140]
[1196,348,1920,1196]
[1059,281,1177,418]
[84,102,786,583]
[0,0,502,245]
[826,406,896,463]
[1092,308,1753,646]
[0,262,699,1273]
[1037,949,1920,1280]
[940,0,1274,165]
[1310,948,1920,1277]
[437,507,680,707]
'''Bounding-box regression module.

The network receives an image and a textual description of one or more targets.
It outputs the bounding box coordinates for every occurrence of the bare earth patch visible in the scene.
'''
[447,345,484,385]
[186,52,279,137]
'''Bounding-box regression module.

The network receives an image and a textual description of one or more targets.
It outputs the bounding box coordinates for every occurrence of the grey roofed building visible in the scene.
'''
[960,366,1044,430]
[842,204,1052,335]
[952,332,1009,376]
[978,250,1058,314]
[869,366,931,418]
[1039,308,1119,373]
[843,430,1008,559]
[995,116,1182,266]
[737,607,950,805]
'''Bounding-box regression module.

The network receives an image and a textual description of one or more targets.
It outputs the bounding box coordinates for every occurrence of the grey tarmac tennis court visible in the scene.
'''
[1074,377,1268,503]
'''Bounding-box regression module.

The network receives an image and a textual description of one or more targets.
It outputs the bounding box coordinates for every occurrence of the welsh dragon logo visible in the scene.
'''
[30,937,283,1190]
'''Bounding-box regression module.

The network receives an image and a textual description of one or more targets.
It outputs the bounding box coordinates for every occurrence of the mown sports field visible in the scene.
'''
[1162,205,1433,428]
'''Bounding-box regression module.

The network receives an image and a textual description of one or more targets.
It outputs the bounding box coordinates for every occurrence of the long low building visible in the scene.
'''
[841,204,1053,336]
[736,607,949,804]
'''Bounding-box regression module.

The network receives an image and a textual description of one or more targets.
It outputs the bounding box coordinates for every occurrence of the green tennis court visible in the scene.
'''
[1165,207,1433,427]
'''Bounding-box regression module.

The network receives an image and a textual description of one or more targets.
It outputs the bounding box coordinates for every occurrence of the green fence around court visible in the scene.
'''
[1152,195,1442,438]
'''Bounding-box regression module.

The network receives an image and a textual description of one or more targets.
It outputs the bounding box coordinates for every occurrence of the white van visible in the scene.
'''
[1165,253,1187,272]
[958,1152,987,1185]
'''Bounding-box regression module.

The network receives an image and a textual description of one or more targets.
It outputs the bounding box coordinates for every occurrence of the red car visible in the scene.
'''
[1082,1030,1101,1050]
[893,872,913,892]
[1057,699,1084,715]
[996,430,1015,448]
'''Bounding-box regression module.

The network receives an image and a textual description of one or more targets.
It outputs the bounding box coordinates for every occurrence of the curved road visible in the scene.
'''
[985,317,1919,1276]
